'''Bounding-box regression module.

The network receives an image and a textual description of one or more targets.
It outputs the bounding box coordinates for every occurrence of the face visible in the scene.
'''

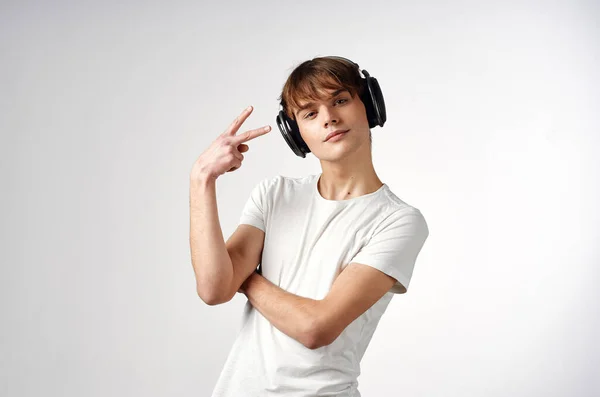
[294,88,371,161]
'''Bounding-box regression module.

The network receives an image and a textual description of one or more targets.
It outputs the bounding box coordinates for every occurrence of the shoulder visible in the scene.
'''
[253,174,287,193]
[377,185,425,215]
[249,173,312,204]
[372,187,428,234]
[259,173,317,193]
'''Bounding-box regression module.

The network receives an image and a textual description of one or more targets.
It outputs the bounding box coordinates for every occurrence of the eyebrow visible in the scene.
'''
[295,89,349,118]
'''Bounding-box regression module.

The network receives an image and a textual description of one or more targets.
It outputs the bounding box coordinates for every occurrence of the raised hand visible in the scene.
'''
[191,105,271,181]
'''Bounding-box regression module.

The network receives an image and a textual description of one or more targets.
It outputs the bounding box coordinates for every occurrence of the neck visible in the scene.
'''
[317,141,383,201]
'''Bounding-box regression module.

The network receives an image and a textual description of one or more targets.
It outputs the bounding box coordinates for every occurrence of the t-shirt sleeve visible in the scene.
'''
[238,177,273,232]
[350,208,429,294]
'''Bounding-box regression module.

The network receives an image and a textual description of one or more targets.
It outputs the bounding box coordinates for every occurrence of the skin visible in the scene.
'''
[293,87,384,201]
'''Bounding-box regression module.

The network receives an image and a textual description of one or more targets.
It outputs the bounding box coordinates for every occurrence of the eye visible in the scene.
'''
[303,98,348,119]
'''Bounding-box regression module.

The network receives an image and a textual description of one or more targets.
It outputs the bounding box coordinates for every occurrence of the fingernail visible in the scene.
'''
[246,105,252,111]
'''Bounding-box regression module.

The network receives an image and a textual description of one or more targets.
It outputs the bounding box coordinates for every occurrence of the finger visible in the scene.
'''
[232,150,244,162]
[224,106,253,136]
[227,163,241,172]
[233,125,271,144]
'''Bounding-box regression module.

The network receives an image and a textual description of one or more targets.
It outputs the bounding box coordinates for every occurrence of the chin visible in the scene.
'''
[319,143,362,161]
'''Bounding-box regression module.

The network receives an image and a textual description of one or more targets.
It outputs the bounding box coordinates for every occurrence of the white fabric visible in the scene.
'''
[211,173,429,397]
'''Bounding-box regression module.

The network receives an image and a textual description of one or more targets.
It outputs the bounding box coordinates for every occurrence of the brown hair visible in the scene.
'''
[278,56,365,121]
[278,56,372,144]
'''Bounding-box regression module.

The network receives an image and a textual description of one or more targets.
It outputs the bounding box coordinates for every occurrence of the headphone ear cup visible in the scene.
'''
[276,110,311,158]
[362,76,386,128]
[360,85,377,129]
[368,76,386,127]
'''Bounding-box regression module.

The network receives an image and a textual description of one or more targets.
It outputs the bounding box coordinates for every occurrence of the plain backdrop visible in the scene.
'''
[1,1,599,396]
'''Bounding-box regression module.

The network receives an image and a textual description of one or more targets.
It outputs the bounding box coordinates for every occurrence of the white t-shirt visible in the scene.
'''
[211,173,429,397]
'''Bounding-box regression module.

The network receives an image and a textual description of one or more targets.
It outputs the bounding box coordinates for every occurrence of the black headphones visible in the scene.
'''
[275,56,387,158]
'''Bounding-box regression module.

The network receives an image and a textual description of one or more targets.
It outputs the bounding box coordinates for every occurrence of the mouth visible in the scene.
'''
[324,129,350,142]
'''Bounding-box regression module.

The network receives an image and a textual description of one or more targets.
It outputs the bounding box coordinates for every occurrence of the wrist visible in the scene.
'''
[190,163,216,185]
[241,270,259,295]
[190,171,216,189]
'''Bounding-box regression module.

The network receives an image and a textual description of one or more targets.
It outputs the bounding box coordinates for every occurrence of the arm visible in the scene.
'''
[240,208,428,348]
[239,263,396,349]
[189,174,233,305]
[239,272,320,349]
[189,104,272,305]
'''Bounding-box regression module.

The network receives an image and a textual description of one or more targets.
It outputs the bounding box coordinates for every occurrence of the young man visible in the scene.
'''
[190,56,429,396]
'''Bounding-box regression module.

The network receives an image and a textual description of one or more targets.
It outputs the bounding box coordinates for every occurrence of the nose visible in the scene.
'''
[321,106,339,128]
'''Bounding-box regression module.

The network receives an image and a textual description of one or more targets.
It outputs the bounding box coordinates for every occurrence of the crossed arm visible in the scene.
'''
[238,262,398,350]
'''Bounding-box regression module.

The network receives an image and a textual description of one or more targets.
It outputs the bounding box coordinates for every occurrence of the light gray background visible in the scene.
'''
[1,1,599,396]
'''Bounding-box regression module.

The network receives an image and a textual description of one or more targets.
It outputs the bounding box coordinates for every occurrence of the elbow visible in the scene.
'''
[304,336,323,350]
[196,274,236,306]
[304,319,335,350]
[199,294,222,306]
[304,330,331,350]
[197,286,233,306]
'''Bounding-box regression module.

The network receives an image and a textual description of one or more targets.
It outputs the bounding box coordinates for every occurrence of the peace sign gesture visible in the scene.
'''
[191,106,271,181]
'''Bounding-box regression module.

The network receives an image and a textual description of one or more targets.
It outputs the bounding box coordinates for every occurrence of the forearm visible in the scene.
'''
[241,272,320,348]
[189,174,233,304]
